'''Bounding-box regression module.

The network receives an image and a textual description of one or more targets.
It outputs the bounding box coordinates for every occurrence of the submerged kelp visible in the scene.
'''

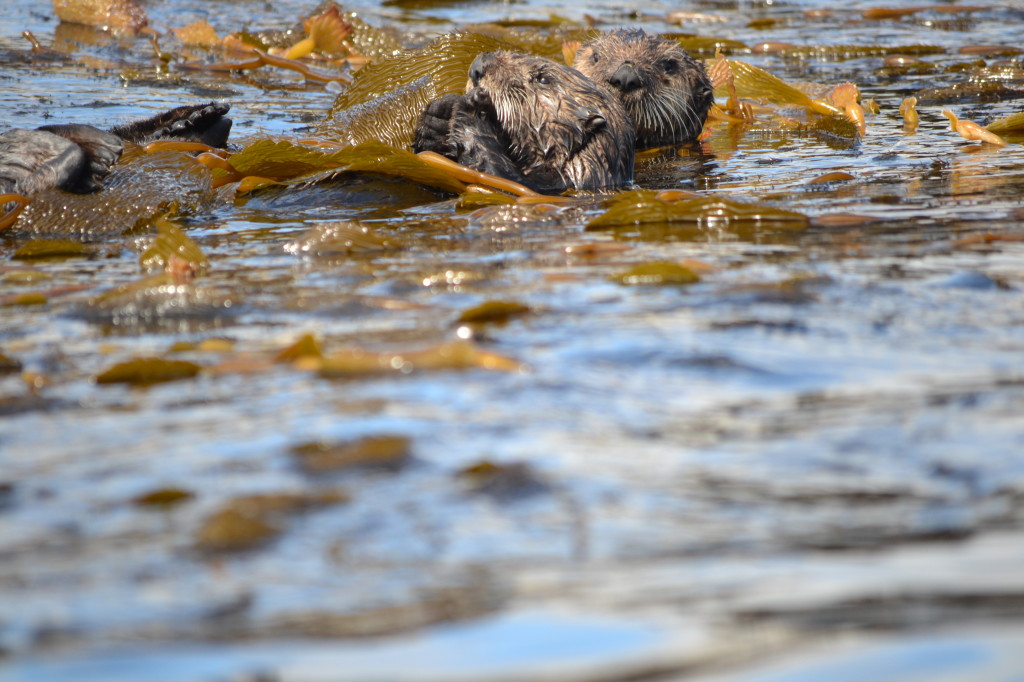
[4,0,1024,680]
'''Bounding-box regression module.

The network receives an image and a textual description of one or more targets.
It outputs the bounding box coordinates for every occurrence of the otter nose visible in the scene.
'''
[469,53,497,87]
[608,62,642,93]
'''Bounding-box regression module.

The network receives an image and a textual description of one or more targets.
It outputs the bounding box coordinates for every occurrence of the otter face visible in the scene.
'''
[466,50,634,192]
[575,29,714,148]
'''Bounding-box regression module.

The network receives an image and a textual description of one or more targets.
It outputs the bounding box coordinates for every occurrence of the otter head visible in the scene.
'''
[466,50,634,192]
[575,29,714,148]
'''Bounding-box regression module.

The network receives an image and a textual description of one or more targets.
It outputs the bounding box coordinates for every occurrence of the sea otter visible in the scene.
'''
[574,29,714,149]
[0,102,231,198]
[413,51,634,193]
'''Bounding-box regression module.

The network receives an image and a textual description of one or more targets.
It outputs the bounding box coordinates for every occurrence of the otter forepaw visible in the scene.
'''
[413,93,462,155]
[110,102,233,147]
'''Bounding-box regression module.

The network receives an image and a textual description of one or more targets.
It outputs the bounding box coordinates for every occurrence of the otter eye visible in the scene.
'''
[662,59,679,75]
[590,51,601,64]
[535,72,551,85]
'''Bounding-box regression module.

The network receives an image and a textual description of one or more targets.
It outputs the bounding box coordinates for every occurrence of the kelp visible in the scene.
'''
[587,192,810,231]
[291,435,412,473]
[139,217,209,274]
[612,261,701,286]
[455,460,549,499]
[284,221,403,256]
[318,32,530,144]
[195,491,347,553]
[52,0,148,33]
[317,340,522,378]
[457,300,532,324]
[275,333,325,363]
[10,146,215,238]
[752,43,943,59]
[719,59,843,116]
[942,109,1006,145]
[133,488,195,507]
[986,111,1024,135]
[95,356,203,385]
[226,139,467,195]
[12,239,91,260]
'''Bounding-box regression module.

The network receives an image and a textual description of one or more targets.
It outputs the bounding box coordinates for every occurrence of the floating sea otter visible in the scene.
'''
[0,103,231,198]
[413,51,635,193]
[574,29,714,149]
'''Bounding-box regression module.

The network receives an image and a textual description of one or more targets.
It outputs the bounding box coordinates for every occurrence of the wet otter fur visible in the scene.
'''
[0,102,231,197]
[414,51,634,193]
[574,29,714,149]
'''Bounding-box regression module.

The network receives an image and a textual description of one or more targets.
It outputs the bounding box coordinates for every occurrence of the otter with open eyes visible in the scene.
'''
[574,28,714,149]
[413,51,634,193]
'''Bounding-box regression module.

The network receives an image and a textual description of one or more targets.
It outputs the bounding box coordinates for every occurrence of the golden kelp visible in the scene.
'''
[457,300,532,324]
[611,261,701,286]
[12,239,91,260]
[226,139,467,195]
[317,340,522,378]
[721,59,843,116]
[275,333,325,363]
[291,435,412,473]
[284,221,404,256]
[52,0,148,33]
[11,146,215,238]
[986,111,1024,136]
[195,491,349,553]
[587,192,809,231]
[133,488,195,507]
[139,218,209,274]
[95,356,202,385]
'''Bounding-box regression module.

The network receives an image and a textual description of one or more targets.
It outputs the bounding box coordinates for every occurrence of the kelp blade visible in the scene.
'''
[587,193,809,231]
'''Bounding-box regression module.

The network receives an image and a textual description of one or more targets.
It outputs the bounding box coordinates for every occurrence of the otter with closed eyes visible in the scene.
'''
[0,102,231,199]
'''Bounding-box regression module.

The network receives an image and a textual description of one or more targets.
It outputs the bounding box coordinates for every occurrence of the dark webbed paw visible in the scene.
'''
[110,102,233,147]
[412,93,462,155]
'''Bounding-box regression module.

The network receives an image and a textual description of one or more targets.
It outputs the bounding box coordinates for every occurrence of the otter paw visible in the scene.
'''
[110,102,233,147]
[412,93,462,155]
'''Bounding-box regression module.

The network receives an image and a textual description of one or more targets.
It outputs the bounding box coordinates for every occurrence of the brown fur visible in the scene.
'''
[575,29,713,149]
[415,51,634,193]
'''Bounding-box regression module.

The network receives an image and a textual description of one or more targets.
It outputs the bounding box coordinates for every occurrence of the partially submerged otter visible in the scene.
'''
[413,51,634,193]
[574,29,714,149]
[0,103,231,198]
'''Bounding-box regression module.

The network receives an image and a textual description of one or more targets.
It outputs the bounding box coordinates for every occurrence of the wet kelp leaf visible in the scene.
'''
[456,191,517,209]
[457,300,532,324]
[456,460,549,500]
[95,356,202,385]
[275,333,324,363]
[986,111,1024,136]
[3,294,48,307]
[52,0,148,33]
[139,217,209,274]
[587,192,809,231]
[133,488,195,507]
[612,261,701,286]
[195,507,279,553]
[751,43,942,59]
[942,109,1007,145]
[228,139,466,195]
[284,221,403,256]
[318,33,526,146]
[916,81,1024,105]
[720,59,841,115]
[12,239,91,260]
[671,35,748,56]
[317,340,522,378]
[195,491,348,553]
[11,147,216,238]
[291,435,412,473]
